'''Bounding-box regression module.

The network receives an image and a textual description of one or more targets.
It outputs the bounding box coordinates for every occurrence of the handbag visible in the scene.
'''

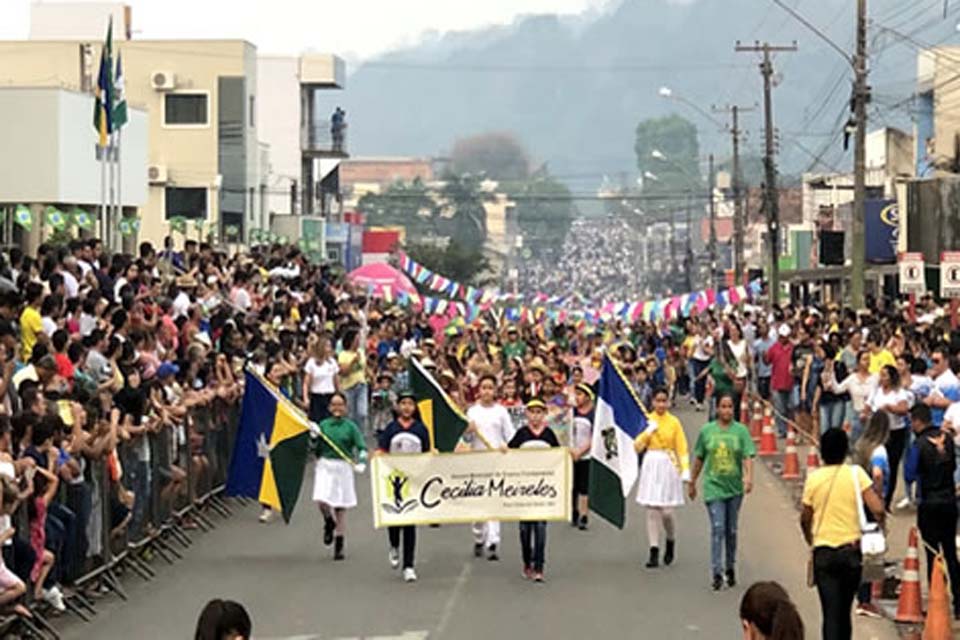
[852,465,887,581]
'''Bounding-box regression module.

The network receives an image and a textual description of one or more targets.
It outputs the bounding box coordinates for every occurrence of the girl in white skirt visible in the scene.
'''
[634,387,691,569]
[312,392,367,560]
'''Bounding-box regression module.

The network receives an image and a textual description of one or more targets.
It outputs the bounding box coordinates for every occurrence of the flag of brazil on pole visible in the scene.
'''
[226,371,311,523]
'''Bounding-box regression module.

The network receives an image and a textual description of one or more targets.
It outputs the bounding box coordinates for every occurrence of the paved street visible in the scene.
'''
[57,406,898,640]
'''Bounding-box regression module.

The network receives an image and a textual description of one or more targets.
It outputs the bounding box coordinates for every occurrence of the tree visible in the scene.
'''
[437,172,493,248]
[634,115,702,201]
[405,240,492,286]
[451,132,530,181]
[358,178,439,237]
[504,168,576,255]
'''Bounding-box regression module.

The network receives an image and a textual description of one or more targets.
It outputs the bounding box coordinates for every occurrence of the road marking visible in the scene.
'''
[257,632,428,640]
[434,562,472,636]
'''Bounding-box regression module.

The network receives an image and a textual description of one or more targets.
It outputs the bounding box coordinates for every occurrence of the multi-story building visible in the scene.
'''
[0,3,267,247]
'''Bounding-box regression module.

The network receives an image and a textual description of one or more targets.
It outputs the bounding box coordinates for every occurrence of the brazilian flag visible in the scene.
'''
[226,371,311,523]
[409,358,468,452]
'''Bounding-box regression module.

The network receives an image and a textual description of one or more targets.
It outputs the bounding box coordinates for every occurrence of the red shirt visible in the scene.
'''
[54,353,75,387]
[765,340,795,392]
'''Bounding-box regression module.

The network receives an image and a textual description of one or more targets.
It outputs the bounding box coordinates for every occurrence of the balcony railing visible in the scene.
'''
[301,120,348,155]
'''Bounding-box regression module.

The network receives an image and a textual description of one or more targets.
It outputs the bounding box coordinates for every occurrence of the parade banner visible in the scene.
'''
[371,449,572,528]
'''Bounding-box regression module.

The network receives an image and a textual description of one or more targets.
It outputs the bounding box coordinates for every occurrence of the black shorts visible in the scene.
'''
[573,460,590,495]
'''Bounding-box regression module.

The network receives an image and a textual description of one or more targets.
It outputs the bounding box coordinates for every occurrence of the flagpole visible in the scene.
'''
[116,128,123,250]
[99,143,106,242]
[108,132,116,251]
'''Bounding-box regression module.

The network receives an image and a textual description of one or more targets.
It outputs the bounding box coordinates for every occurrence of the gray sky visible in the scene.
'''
[1,0,612,59]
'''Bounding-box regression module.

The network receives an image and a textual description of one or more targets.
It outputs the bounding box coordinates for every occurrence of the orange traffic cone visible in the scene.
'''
[895,527,924,624]
[758,407,778,456]
[922,553,952,639]
[805,447,820,474]
[781,429,800,479]
[750,402,763,443]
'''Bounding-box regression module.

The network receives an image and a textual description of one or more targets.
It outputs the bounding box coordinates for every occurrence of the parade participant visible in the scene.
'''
[464,373,515,560]
[302,334,338,424]
[903,404,960,619]
[194,598,252,640]
[863,364,911,510]
[851,412,889,618]
[689,325,713,412]
[311,392,367,561]
[688,392,755,591]
[569,383,595,530]
[825,350,875,442]
[634,387,690,569]
[376,392,431,583]
[801,428,885,640]
[369,372,397,438]
[765,324,794,438]
[508,398,560,582]
[739,581,805,640]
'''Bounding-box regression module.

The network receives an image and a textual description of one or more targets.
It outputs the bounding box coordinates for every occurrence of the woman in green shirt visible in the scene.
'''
[312,392,368,560]
[688,392,756,591]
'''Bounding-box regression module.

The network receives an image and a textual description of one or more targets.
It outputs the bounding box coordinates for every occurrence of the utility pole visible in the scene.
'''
[736,41,797,305]
[685,195,694,292]
[714,104,756,285]
[850,0,869,309]
[708,153,717,289]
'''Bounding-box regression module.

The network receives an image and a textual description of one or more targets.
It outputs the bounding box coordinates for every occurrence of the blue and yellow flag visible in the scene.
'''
[226,371,311,523]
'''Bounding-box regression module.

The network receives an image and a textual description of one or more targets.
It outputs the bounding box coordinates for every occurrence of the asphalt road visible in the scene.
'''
[57,406,898,640]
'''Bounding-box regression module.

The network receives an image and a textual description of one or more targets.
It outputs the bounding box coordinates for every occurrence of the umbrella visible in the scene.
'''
[347,263,419,300]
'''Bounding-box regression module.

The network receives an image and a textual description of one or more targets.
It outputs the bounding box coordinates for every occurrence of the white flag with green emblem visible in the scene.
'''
[588,357,646,529]
[112,51,127,129]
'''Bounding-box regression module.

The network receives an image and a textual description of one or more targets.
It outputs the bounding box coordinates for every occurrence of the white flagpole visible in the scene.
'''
[99,143,106,241]
[116,128,123,249]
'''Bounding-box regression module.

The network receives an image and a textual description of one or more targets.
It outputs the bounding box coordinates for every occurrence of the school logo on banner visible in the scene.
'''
[382,470,418,514]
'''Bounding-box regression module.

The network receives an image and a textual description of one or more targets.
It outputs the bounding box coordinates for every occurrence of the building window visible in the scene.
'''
[165,187,208,220]
[164,93,208,126]
[249,95,255,127]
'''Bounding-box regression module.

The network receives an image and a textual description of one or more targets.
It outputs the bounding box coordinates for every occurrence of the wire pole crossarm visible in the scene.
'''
[735,41,797,306]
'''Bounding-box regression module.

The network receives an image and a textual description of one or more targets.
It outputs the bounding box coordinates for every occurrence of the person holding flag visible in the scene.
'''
[634,386,691,569]
[376,391,431,583]
[311,392,367,561]
[463,373,515,561]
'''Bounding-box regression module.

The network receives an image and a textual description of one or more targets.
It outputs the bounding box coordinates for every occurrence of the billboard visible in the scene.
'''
[865,199,898,264]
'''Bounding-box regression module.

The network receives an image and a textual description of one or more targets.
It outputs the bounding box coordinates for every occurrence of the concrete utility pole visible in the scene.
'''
[850,0,869,309]
[736,41,796,305]
[708,153,717,289]
[714,104,756,284]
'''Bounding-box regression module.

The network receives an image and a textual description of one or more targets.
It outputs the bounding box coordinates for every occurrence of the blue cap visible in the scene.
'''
[157,362,180,378]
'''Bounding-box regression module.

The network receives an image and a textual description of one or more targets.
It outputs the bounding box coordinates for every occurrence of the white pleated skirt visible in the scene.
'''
[635,450,685,507]
[312,458,357,508]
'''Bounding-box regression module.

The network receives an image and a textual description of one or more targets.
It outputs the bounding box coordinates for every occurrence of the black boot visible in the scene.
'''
[645,547,659,568]
[323,516,335,546]
[334,535,345,561]
[663,539,675,566]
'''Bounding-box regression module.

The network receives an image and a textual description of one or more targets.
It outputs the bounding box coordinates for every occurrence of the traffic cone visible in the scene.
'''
[781,429,800,479]
[895,527,924,624]
[740,396,750,424]
[805,447,820,474]
[923,554,952,639]
[750,403,763,442]
[758,407,778,456]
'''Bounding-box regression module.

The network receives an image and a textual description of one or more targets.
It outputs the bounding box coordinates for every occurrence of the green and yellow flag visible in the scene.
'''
[409,358,468,452]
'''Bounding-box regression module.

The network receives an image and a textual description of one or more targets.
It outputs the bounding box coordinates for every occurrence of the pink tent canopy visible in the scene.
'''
[347,263,418,298]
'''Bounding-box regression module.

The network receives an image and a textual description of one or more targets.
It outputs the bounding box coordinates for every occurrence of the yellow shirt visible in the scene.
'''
[19,306,42,362]
[802,464,873,548]
[338,349,366,390]
[634,411,691,480]
[868,349,895,374]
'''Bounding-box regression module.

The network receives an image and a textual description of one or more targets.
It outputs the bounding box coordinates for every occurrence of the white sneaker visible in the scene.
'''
[403,567,417,583]
[389,548,400,570]
[259,508,273,523]
[895,497,913,510]
[42,586,66,612]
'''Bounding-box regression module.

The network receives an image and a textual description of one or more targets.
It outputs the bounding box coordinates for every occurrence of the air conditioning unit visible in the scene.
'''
[151,71,175,91]
[148,164,168,184]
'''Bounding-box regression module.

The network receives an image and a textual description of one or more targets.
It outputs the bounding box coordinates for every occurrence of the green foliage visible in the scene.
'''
[635,115,702,200]
[503,169,576,254]
[405,240,492,286]
[358,178,439,237]
[451,132,530,181]
[436,172,493,248]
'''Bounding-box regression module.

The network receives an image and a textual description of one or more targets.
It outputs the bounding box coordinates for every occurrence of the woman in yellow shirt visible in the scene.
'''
[635,387,691,569]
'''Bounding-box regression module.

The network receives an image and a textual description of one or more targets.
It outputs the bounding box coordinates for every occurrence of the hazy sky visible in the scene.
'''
[0,0,613,59]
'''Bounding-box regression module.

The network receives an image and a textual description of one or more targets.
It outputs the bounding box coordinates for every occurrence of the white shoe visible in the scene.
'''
[259,508,273,523]
[42,586,66,612]
[389,548,400,570]
[895,497,913,510]
[403,567,417,583]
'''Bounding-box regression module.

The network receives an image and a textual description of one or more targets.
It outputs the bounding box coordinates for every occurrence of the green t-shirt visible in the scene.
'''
[313,416,367,461]
[693,421,756,502]
[502,340,527,361]
[709,358,734,396]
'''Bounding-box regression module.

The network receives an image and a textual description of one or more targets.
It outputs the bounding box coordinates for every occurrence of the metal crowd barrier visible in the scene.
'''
[1,399,243,639]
